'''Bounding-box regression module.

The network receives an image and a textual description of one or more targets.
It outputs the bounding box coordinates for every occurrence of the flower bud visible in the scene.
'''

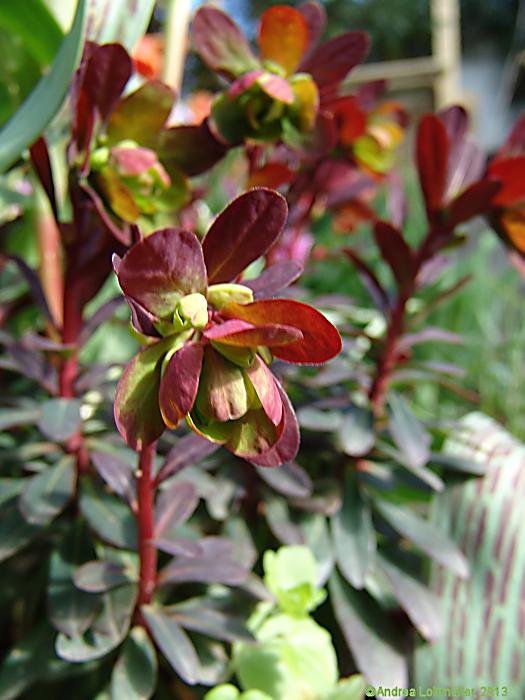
[207,283,254,309]
[177,293,209,329]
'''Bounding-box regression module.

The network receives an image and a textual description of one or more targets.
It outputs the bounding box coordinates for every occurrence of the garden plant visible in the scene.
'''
[1,1,525,698]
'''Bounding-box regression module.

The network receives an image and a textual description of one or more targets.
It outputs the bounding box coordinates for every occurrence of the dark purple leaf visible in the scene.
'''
[244,260,303,298]
[157,121,228,177]
[373,498,468,578]
[167,598,254,643]
[343,248,390,312]
[91,451,136,509]
[156,432,220,483]
[416,114,449,214]
[79,296,123,344]
[263,492,304,545]
[377,552,442,641]
[249,382,300,467]
[116,228,207,319]
[7,254,54,324]
[301,31,369,94]
[158,537,247,586]
[203,189,288,285]
[329,571,408,688]
[256,462,312,498]
[373,220,414,289]
[29,137,58,220]
[159,343,203,429]
[398,327,464,352]
[141,606,200,685]
[153,538,203,558]
[154,481,199,538]
[83,43,132,121]
[330,473,375,589]
[192,6,259,79]
[298,1,327,56]
[448,180,501,226]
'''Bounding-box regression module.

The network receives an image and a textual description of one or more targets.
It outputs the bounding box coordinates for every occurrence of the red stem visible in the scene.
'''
[137,442,158,607]
[59,279,89,471]
[368,226,445,417]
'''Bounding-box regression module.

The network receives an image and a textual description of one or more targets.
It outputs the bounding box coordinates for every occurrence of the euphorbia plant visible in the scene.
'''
[113,187,341,463]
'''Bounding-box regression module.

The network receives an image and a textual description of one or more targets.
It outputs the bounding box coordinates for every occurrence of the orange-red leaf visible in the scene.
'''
[258,5,309,76]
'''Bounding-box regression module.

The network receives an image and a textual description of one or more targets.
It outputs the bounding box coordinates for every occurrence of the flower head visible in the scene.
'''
[113,188,341,465]
[192,3,368,147]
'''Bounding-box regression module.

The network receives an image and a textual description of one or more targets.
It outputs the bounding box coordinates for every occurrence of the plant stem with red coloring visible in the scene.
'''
[137,442,158,607]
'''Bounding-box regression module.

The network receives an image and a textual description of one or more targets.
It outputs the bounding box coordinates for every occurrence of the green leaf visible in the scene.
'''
[0,501,40,562]
[373,498,468,578]
[141,606,200,686]
[0,624,59,700]
[0,0,86,173]
[331,473,376,589]
[263,545,326,616]
[48,522,99,637]
[376,551,442,641]
[37,398,82,441]
[338,405,375,457]
[428,451,487,475]
[387,392,431,470]
[80,478,137,549]
[56,584,137,662]
[111,626,157,700]
[74,560,135,593]
[326,675,366,700]
[329,570,408,688]
[0,0,63,67]
[19,456,75,525]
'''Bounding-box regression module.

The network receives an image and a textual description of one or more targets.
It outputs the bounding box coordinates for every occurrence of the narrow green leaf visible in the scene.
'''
[37,398,82,441]
[0,1,63,67]
[329,570,408,688]
[338,405,375,457]
[20,456,75,525]
[373,498,468,578]
[80,479,137,549]
[111,626,157,700]
[56,584,137,662]
[330,474,376,589]
[0,0,86,173]
[48,522,99,637]
[142,606,200,685]
[388,392,431,470]
[429,451,487,475]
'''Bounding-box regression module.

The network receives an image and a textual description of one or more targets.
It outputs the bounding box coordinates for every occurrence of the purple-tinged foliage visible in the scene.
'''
[113,188,341,461]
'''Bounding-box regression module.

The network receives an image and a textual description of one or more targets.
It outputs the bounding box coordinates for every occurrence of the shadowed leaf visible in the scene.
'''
[388,393,431,470]
[141,606,200,685]
[80,479,137,549]
[154,481,199,538]
[331,473,375,588]
[74,561,135,593]
[300,31,369,94]
[373,221,414,289]
[37,398,81,442]
[20,456,75,525]
[111,626,157,700]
